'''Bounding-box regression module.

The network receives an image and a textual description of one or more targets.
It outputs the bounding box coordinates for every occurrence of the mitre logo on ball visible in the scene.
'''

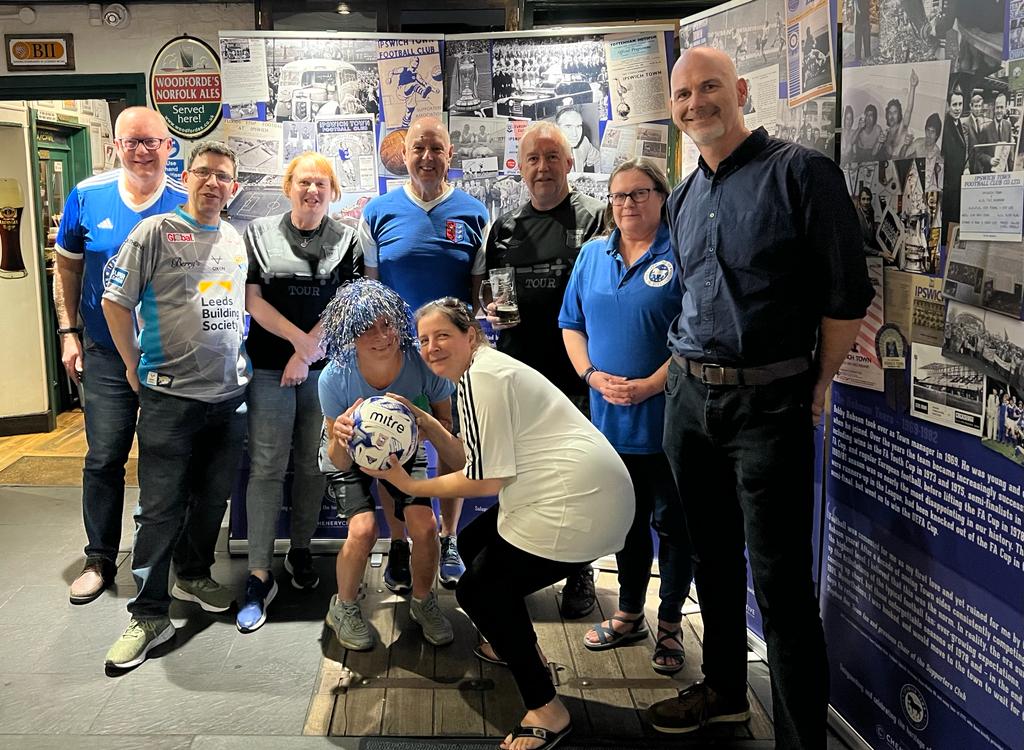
[347,396,418,470]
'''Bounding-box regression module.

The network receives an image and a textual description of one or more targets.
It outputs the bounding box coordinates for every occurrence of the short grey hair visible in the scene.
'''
[186,140,237,173]
[518,121,572,162]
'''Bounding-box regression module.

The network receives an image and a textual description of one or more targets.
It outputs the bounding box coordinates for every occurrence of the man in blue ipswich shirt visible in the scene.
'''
[358,115,489,592]
[645,47,873,748]
[54,106,186,605]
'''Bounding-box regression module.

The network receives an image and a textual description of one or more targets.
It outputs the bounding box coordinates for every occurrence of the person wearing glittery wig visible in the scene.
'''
[316,279,457,651]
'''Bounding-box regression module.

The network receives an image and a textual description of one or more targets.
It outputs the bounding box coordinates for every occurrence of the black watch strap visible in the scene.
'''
[581,366,596,384]
[58,327,83,335]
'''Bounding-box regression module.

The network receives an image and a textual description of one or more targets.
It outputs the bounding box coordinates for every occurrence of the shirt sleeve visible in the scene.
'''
[471,220,493,276]
[557,242,589,331]
[458,366,516,480]
[800,154,875,320]
[317,363,346,420]
[356,215,378,269]
[54,186,84,259]
[243,222,263,285]
[100,217,159,310]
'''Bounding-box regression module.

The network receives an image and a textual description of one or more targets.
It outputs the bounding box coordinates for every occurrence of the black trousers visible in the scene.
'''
[456,505,588,709]
[662,360,827,750]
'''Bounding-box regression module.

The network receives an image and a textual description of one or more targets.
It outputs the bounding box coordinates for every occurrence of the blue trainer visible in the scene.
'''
[438,535,465,590]
[236,573,278,633]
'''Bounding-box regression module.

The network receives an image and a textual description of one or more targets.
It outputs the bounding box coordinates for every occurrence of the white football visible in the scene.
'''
[347,396,418,470]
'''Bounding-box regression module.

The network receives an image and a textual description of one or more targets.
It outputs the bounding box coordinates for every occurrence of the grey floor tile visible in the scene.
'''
[0,672,118,734]
[224,618,326,675]
[93,669,316,735]
[2,736,193,749]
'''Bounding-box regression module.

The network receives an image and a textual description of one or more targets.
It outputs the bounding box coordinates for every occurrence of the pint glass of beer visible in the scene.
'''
[0,178,27,279]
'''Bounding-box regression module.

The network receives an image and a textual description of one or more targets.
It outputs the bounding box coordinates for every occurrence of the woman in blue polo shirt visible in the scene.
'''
[558,158,694,675]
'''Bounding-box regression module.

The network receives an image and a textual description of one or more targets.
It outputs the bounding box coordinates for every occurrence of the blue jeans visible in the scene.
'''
[81,337,138,563]
[244,368,326,570]
[128,387,247,619]
[616,452,693,623]
[662,360,826,750]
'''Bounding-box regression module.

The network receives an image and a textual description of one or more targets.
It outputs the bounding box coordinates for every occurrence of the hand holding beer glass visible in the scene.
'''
[479,266,520,330]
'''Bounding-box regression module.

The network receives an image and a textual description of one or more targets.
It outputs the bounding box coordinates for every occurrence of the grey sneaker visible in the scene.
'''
[105,617,175,669]
[410,591,454,646]
[325,595,373,651]
[171,576,235,613]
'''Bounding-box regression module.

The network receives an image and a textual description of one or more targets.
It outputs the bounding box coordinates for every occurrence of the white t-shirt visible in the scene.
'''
[457,345,634,563]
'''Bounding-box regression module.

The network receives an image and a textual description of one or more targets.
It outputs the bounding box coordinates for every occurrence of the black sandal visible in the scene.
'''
[504,722,572,750]
[652,625,685,675]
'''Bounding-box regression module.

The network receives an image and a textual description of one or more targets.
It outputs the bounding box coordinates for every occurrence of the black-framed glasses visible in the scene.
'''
[607,188,658,206]
[189,167,235,184]
[116,137,168,151]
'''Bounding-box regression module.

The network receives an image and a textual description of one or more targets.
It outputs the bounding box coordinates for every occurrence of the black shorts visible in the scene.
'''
[325,444,430,521]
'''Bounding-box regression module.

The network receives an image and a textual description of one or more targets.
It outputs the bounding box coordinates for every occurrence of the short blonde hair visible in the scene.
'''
[282,152,340,201]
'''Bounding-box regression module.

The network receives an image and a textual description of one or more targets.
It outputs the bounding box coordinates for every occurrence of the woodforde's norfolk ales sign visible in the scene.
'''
[150,35,222,140]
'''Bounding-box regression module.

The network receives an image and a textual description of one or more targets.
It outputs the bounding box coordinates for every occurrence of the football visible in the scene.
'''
[379,128,409,175]
[348,396,418,470]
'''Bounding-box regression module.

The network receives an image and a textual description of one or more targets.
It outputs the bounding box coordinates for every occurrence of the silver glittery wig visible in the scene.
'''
[319,278,417,367]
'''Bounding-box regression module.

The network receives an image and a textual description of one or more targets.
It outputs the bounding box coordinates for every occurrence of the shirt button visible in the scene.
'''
[709,212,715,218]
[705,281,712,286]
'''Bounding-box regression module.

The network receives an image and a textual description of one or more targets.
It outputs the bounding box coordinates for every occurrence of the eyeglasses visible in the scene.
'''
[189,167,235,184]
[116,137,168,151]
[607,188,659,206]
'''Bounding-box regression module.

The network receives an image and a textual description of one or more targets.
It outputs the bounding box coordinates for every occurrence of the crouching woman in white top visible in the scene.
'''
[366,297,634,750]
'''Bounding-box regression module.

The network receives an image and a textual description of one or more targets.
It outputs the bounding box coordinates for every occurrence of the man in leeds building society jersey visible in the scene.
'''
[54,106,187,606]
[101,141,251,670]
[645,47,873,748]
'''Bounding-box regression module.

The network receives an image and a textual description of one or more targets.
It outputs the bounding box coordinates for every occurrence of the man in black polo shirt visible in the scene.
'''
[645,47,873,748]
[475,121,605,619]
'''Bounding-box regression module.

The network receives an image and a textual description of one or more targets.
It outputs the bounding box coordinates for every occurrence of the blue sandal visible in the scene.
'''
[583,614,648,651]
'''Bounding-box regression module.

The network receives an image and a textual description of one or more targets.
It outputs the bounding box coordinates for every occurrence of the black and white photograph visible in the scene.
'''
[843,59,951,164]
[789,7,834,104]
[225,172,290,234]
[910,343,985,436]
[449,115,506,170]
[779,95,836,156]
[449,175,502,217]
[445,38,493,114]
[942,299,1024,389]
[461,155,499,178]
[863,0,947,67]
[263,37,380,123]
[842,0,878,67]
[548,103,602,173]
[282,121,317,162]
[224,120,284,175]
[684,0,787,79]
[943,225,1024,319]
[568,172,610,202]
[492,35,608,121]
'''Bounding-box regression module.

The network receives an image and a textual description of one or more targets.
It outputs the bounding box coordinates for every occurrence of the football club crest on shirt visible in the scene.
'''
[644,260,674,288]
[445,220,465,243]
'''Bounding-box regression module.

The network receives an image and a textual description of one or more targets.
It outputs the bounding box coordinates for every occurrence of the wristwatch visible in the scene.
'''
[580,366,597,385]
[57,327,83,335]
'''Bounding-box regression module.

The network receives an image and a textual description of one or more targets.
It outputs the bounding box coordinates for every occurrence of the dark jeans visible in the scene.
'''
[456,505,586,710]
[617,452,693,623]
[81,337,139,563]
[662,360,827,750]
[854,9,870,61]
[128,386,247,619]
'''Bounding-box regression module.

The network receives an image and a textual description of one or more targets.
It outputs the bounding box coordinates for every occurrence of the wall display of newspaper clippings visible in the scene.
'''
[604,31,670,124]
[785,0,836,107]
[827,1,1024,748]
[678,0,838,158]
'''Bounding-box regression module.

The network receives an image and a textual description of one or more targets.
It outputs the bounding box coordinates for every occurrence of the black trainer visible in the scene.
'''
[559,565,596,619]
[284,547,319,590]
[383,538,412,594]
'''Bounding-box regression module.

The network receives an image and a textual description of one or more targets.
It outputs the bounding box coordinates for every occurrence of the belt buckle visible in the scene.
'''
[700,363,725,385]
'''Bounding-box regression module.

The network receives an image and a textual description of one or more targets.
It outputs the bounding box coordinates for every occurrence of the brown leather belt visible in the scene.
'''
[673,354,811,386]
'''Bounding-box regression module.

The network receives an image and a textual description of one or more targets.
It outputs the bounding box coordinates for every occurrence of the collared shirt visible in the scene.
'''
[667,127,874,366]
[558,224,679,453]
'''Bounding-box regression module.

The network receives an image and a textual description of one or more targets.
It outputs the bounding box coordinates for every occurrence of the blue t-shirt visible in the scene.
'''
[55,170,188,351]
[358,186,488,312]
[558,224,680,454]
[318,347,454,421]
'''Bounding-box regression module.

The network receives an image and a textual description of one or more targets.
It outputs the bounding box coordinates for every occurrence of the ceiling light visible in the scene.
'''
[336,3,350,14]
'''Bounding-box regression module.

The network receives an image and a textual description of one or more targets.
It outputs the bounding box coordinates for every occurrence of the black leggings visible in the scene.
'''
[456,505,588,709]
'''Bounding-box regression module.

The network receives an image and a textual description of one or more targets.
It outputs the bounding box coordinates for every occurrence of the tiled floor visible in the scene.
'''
[0,482,857,748]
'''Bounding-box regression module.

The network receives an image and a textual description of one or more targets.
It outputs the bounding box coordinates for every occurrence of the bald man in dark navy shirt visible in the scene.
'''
[645,47,873,749]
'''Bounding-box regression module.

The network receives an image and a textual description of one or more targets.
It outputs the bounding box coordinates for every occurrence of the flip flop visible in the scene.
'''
[583,614,648,651]
[473,642,508,667]
[504,722,572,750]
